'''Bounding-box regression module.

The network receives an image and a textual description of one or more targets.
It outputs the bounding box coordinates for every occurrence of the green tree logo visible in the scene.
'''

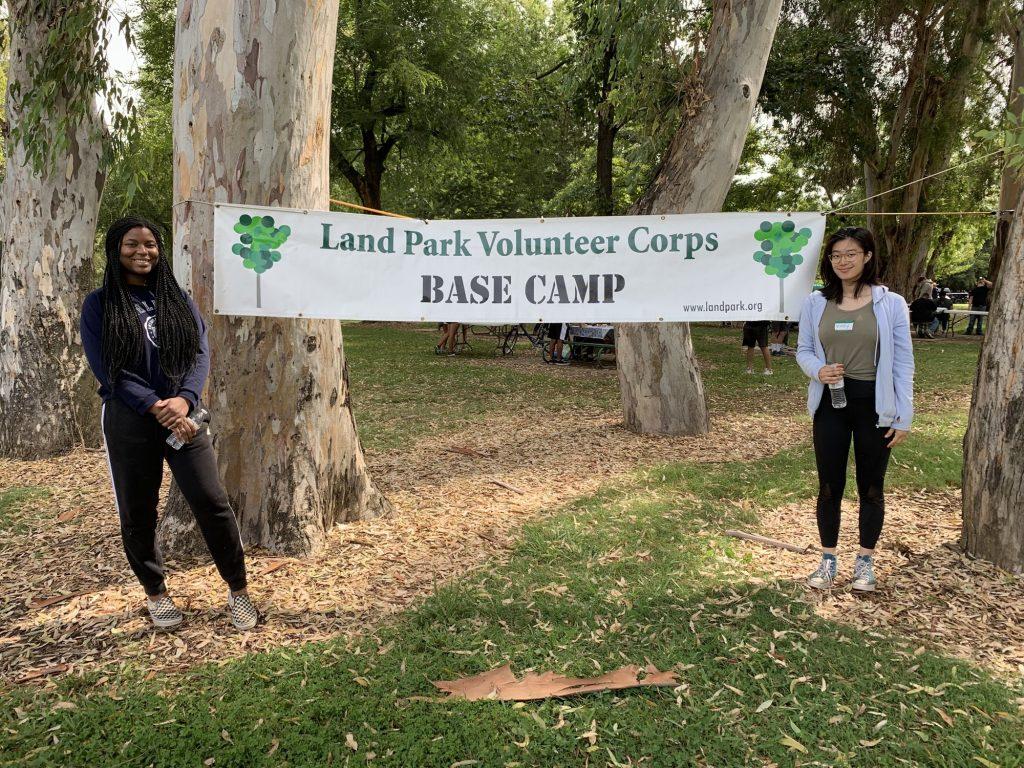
[232,214,292,308]
[753,220,812,313]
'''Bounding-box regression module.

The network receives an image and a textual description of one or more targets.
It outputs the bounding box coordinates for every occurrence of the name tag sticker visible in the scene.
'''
[834,321,854,332]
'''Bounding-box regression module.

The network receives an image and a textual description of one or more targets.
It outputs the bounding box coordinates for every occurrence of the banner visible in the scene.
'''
[213,203,825,323]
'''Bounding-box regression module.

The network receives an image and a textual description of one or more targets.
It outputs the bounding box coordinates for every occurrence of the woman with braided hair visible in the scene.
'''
[80,216,260,631]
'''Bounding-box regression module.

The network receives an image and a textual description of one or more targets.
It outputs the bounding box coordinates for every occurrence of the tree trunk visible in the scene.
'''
[0,3,105,459]
[595,103,616,216]
[989,17,1024,284]
[160,0,390,558]
[615,0,783,436]
[962,186,1024,573]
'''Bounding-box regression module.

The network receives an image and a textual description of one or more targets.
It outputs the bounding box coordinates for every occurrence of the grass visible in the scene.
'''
[343,324,983,454]
[0,487,51,535]
[3,324,1013,768]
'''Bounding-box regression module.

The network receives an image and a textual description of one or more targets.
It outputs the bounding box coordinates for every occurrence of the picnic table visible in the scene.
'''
[563,324,616,367]
[934,308,988,337]
[446,324,548,356]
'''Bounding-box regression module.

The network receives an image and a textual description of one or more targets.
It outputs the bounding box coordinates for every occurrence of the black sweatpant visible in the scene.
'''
[101,397,247,597]
[812,378,892,550]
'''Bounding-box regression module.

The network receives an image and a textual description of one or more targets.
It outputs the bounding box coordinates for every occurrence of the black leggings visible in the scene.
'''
[101,397,247,597]
[812,379,892,550]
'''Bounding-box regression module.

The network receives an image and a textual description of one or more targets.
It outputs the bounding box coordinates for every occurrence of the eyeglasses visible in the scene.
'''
[829,250,864,263]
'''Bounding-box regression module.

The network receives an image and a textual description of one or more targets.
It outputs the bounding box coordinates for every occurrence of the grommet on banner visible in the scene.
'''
[214,309,220,313]
[297,313,304,317]
[660,215,666,221]
[658,316,664,321]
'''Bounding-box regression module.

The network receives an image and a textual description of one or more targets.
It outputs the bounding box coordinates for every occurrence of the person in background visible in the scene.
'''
[80,217,260,632]
[769,321,788,356]
[966,277,991,336]
[796,226,913,593]
[436,322,460,356]
[935,288,953,334]
[908,283,938,339]
[546,323,569,365]
[741,320,773,375]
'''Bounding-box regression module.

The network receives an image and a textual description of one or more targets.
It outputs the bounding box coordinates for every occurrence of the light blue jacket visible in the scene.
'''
[796,285,915,430]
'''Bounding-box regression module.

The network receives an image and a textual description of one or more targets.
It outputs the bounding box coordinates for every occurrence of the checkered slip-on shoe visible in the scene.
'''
[146,594,183,630]
[227,591,260,630]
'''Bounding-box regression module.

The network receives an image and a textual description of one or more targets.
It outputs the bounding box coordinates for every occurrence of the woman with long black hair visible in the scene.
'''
[81,216,259,630]
[796,227,914,592]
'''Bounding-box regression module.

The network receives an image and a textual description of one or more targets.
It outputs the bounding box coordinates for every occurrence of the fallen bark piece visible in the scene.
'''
[489,479,525,495]
[725,529,812,554]
[17,664,70,683]
[432,663,678,701]
[30,591,96,610]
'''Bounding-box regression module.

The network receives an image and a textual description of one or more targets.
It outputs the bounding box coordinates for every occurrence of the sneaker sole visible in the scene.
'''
[851,582,876,592]
[806,579,833,590]
[151,615,183,630]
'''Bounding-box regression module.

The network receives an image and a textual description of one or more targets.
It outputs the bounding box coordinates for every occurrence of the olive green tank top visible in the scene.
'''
[818,300,878,381]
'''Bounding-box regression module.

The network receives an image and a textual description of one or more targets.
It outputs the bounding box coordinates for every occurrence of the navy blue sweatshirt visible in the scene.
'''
[80,286,210,415]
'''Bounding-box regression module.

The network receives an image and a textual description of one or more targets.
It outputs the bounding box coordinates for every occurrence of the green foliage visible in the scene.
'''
[760,0,1002,286]
[753,220,811,279]
[231,215,291,274]
[97,0,175,237]
[976,89,1024,171]
[554,0,703,213]
[5,0,137,173]
[331,0,492,204]
[380,0,585,218]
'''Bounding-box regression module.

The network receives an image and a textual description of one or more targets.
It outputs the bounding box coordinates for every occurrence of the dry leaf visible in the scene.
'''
[346,733,358,751]
[779,735,807,753]
[756,699,773,713]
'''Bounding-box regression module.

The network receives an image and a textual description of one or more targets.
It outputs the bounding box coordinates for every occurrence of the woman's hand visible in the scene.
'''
[171,416,199,445]
[817,363,845,384]
[884,428,909,448]
[150,397,191,429]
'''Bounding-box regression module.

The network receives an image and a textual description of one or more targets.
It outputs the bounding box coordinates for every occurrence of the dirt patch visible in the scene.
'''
[729,489,1024,681]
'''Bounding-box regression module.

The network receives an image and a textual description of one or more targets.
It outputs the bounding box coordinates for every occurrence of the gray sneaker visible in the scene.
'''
[807,556,837,589]
[146,594,183,630]
[851,556,877,592]
[228,591,260,630]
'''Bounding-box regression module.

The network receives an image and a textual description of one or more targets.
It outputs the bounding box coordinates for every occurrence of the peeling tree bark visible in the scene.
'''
[159,0,390,558]
[615,0,783,436]
[0,3,104,459]
[961,186,1024,574]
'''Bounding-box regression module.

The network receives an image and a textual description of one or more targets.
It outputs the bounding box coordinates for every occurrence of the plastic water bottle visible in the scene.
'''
[828,378,847,409]
[166,408,210,450]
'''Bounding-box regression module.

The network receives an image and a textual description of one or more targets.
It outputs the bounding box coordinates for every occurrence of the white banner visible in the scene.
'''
[213,203,825,323]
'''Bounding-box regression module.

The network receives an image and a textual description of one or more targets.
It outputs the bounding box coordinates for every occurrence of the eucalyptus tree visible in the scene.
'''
[616,0,785,435]
[164,0,390,557]
[0,0,134,458]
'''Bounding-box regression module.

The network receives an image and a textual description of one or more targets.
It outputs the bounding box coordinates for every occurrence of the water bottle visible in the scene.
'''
[828,378,847,409]
[166,408,210,450]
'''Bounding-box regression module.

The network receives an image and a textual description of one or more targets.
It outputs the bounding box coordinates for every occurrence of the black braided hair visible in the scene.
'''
[101,217,200,391]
